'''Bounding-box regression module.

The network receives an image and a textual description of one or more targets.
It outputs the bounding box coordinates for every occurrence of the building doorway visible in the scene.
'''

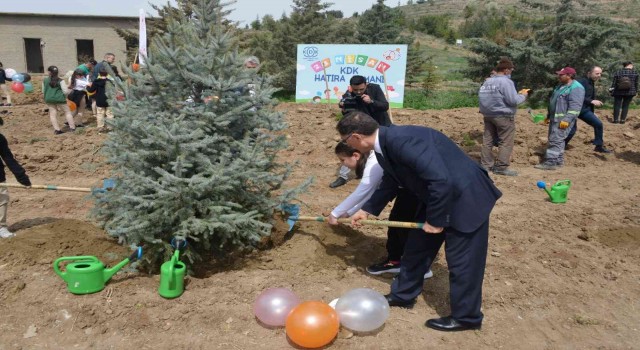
[76,39,94,63]
[24,38,44,73]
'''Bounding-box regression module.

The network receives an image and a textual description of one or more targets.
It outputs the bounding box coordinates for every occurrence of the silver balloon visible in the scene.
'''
[335,288,390,332]
[253,288,301,327]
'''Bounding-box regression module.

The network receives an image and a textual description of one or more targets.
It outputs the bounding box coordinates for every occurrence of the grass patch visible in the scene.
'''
[273,90,295,102]
[29,137,48,144]
[405,89,478,110]
[573,315,600,326]
[461,133,476,146]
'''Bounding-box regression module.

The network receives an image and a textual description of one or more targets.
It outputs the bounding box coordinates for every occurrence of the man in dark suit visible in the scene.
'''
[337,112,502,332]
[330,75,391,188]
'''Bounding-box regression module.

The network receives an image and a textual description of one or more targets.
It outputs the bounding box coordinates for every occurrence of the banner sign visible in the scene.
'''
[296,44,408,108]
[139,9,147,65]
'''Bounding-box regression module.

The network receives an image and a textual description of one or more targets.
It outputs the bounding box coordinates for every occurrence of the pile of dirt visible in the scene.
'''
[0,100,639,349]
[0,219,128,267]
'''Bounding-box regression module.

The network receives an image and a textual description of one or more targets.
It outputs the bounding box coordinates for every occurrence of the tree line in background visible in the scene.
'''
[116,0,639,107]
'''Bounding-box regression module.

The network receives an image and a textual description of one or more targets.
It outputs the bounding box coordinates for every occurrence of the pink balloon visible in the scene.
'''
[253,288,300,327]
[11,81,24,93]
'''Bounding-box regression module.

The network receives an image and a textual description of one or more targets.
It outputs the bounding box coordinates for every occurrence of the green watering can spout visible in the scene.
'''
[103,247,143,283]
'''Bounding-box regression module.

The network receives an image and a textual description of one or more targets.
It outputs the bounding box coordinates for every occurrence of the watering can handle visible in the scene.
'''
[168,250,179,285]
[556,180,572,186]
[53,256,101,279]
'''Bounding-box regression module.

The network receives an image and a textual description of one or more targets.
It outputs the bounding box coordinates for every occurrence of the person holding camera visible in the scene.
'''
[330,75,391,188]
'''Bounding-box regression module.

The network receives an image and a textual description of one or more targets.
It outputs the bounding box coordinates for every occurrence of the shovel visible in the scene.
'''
[0,178,115,194]
[279,203,424,232]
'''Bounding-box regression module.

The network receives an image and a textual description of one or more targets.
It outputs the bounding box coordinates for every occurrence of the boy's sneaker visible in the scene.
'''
[367,259,401,275]
[54,130,65,135]
[0,227,15,238]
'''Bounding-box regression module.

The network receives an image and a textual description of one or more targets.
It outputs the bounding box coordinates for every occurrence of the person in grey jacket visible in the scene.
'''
[535,67,585,170]
[478,57,527,176]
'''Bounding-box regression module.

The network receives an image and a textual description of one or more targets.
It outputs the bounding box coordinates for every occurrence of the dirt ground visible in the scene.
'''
[1,93,639,349]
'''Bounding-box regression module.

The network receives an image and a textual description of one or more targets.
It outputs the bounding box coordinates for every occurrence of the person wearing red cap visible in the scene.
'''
[535,67,585,170]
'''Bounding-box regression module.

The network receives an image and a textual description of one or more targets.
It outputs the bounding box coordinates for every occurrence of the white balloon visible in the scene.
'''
[4,68,16,79]
[253,288,300,327]
[335,288,390,332]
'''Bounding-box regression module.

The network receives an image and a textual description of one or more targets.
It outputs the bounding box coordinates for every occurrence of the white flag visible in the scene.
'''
[139,9,147,65]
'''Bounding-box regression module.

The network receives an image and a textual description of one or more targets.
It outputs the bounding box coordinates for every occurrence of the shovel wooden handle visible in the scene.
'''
[293,216,423,229]
[0,183,92,193]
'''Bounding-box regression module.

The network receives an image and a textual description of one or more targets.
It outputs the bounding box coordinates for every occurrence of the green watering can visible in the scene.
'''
[158,239,186,299]
[53,247,142,295]
[528,108,546,124]
[537,180,572,204]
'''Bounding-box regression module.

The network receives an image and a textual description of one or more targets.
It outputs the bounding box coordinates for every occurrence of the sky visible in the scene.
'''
[2,0,386,24]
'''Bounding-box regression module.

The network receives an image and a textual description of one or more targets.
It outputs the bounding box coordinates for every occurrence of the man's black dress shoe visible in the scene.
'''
[425,316,481,332]
[329,177,347,188]
[384,294,415,308]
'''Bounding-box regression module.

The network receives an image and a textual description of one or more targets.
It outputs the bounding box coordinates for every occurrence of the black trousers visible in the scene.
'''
[386,189,420,261]
[613,96,633,122]
[390,220,489,325]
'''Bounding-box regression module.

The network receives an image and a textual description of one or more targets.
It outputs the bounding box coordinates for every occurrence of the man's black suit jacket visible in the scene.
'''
[362,125,502,233]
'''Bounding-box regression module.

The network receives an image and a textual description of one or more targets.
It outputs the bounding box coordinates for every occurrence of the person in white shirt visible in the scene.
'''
[67,69,90,127]
[328,142,433,279]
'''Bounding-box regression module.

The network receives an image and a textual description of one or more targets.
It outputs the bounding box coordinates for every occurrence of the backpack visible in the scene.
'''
[617,76,632,90]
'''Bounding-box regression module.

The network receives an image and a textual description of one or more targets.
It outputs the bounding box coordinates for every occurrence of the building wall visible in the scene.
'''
[0,13,138,74]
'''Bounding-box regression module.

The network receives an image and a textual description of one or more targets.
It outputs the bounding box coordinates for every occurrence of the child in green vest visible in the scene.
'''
[42,66,76,135]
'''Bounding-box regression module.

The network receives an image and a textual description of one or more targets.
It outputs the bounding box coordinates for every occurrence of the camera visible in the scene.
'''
[340,91,361,112]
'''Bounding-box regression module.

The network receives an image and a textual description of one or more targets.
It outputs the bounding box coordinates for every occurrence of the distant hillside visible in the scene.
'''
[398,0,640,24]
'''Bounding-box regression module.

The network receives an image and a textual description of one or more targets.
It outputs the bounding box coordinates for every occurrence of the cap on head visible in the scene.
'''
[555,67,576,75]
[244,56,260,68]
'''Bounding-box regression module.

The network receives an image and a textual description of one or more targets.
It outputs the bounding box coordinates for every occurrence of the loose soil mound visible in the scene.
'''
[0,99,639,349]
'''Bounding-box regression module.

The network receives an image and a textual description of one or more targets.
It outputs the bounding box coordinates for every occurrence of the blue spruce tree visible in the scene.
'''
[92,0,308,268]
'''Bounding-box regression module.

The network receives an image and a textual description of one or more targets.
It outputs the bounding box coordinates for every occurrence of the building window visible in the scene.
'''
[24,38,44,73]
[76,39,95,64]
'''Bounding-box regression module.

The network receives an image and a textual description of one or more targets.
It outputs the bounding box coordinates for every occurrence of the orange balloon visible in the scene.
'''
[132,63,140,72]
[285,301,339,349]
[67,100,76,112]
